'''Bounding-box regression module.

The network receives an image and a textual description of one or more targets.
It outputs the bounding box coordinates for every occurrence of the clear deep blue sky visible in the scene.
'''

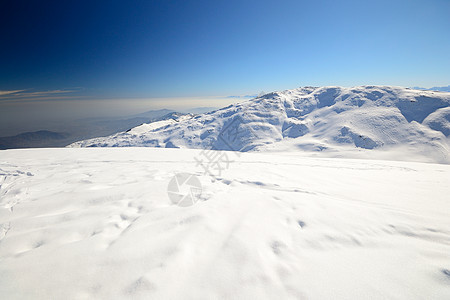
[1,0,449,99]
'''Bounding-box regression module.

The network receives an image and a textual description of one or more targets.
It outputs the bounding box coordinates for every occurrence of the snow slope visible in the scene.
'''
[1,148,450,299]
[69,86,450,163]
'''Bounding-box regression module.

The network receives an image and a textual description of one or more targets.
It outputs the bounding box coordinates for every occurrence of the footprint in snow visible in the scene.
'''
[271,240,287,255]
[442,269,450,280]
[297,220,306,228]
[0,223,11,242]
[125,276,155,295]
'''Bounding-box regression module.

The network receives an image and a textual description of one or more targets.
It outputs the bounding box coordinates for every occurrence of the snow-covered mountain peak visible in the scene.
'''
[69,86,450,162]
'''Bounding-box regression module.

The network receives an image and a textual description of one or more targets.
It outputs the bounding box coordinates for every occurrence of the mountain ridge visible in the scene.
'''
[68,86,450,163]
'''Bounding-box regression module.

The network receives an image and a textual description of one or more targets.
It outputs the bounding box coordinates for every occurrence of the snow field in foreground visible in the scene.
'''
[0,147,450,299]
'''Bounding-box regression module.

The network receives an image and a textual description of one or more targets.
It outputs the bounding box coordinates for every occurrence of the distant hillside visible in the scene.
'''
[0,109,177,149]
[0,130,70,149]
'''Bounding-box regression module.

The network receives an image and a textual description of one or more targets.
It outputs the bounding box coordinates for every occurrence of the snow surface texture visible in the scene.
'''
[69,86,450,163]
[1,148,450,299]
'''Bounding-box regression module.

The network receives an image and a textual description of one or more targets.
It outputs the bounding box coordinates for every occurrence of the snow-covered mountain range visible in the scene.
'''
[413,85,450,92]
[69,86,450,163]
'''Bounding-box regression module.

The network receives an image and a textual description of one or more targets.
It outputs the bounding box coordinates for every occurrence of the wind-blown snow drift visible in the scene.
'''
[69,86,450,162]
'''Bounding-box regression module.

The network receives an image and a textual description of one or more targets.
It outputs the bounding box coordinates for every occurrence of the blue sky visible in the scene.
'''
[0,0,449,134]
[2,0,449,97]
